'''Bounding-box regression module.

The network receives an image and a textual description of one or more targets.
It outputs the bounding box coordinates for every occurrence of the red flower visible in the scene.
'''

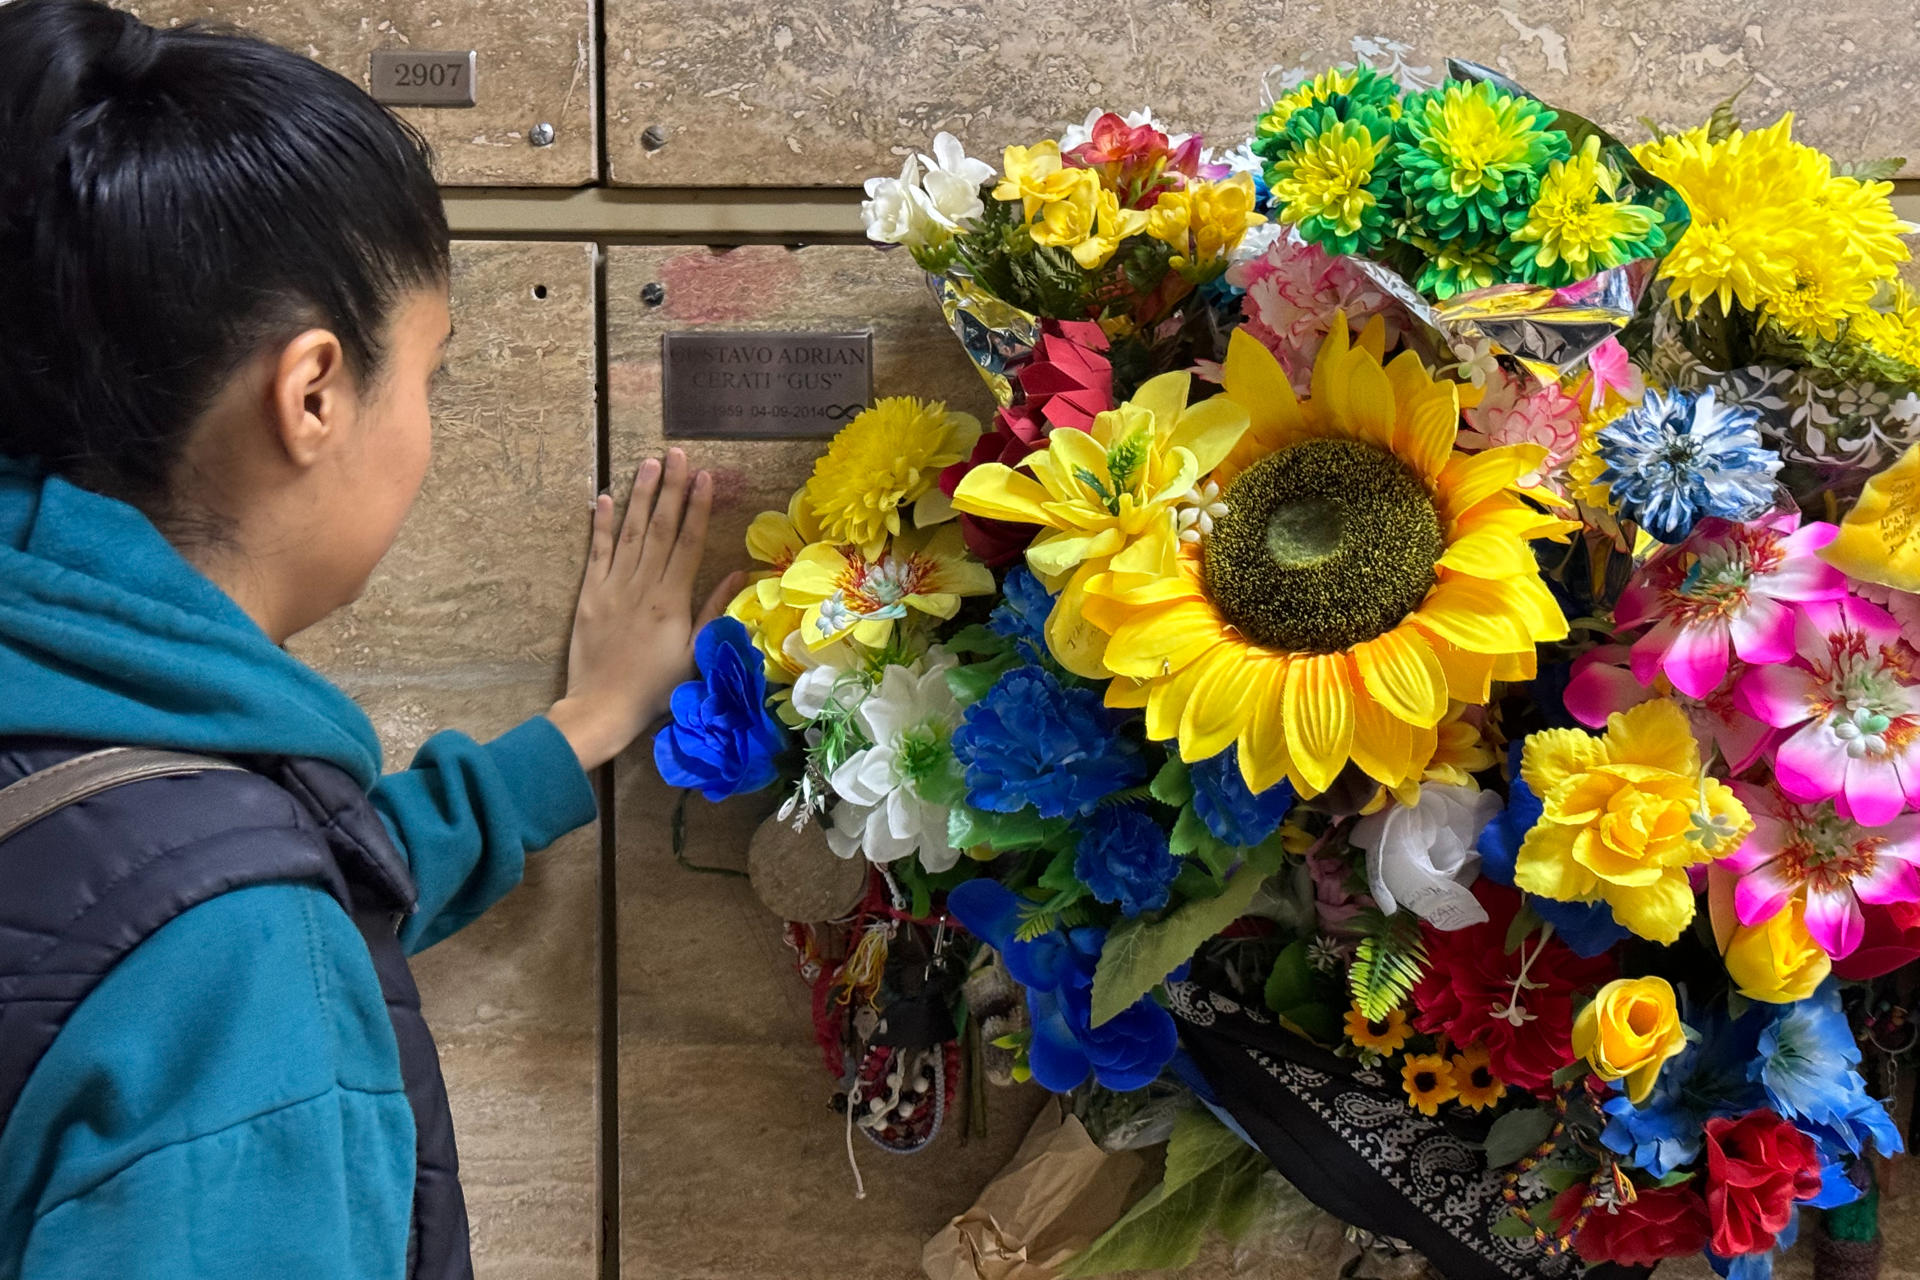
[1410,882,1614,1093]
[1062,113,1206,208]
[940,321,1113,567]
[1703,1110,1823,1257]
[1834,900,1920,981]
[1554,1184,1711,1267]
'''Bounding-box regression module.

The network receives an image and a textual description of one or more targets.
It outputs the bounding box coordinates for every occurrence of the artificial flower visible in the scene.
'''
[1080,321,1573,797]
[1514,699,1752,944]
[1755,982,1892,1143]
[1147,174,1266,276]
[1509,135,1666,286]
[1563,644,1779,775]
[1559,1184,1712,1267]
[916,131,995,228]
[1062,109,1206,208]
[653,617,789,802]
[985,565,1056,654]
[1475,754,1631,957]
[1400,1052,1458,1115]
[1734,595,1920,826]
[1573,976,1689,1104]
[1222,235,1407,394]
[1074,806,1180,917]
[1351,781,1499,930]
[1189,747,1295,847]
[1702,1109,1823,1257]
[803,396,980,555]
[1449,1044,1507,1111]
[826,655,965,872]
[950,664,1144,819]
[1396,79,1567,243]
[727,492,828,679]
[862,153,943,252]
[1411,881,1615,1092]
[1172,479,1227,546]
[1343,1004,1411,1053]
[1267,107,1398,257]
[1585,336,1641,410]
[1614,513,1848,699]
[1600,1003,1769,1179]
[1834,899,1920,982]
[1722,897,1832,1004]
[1456,367,1585,495]
[1821,441,1920,593]
[783,629,870,724]
[950,367,1249,677]
[781,523,994,649]
[949,879,1179,1091]
[1595,387,1783,543]
[1725,781,1920,959]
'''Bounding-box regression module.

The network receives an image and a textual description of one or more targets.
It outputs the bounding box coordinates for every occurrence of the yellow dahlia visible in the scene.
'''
[727,492,824,680]
[802,397,979,557]
[950,370,1249,677]
[1079,322,1575,797]
[779,523,993,649]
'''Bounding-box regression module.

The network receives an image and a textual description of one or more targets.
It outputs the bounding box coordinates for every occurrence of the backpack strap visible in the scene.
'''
[0,747,247,845]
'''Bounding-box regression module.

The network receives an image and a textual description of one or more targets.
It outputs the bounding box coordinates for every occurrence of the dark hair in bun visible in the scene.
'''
[0,0,450,521]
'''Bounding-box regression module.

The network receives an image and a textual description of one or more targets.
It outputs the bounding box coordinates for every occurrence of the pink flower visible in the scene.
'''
[1213,237,1406,392]
[1062,112,1205,208]
[1851,580,1920,647]
[1725,781,1920,958]
[1736,596,1920,826]
[1564,644,1778,772]
[1616,514,1849,700]
[1583,336,1642,410]
[1456,368,1585,494]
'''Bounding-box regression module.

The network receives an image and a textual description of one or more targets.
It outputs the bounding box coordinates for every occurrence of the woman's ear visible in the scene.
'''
[268,328,351,468]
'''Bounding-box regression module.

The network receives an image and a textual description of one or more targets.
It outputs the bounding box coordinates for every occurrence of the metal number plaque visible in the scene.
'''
[369,51,477,108]
[662,332,873,439]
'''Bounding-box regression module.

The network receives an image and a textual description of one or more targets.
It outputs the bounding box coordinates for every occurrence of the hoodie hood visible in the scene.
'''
[0,458,382,787]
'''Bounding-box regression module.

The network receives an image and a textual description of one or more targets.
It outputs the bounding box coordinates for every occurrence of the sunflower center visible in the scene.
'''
[1203,439,1444,653]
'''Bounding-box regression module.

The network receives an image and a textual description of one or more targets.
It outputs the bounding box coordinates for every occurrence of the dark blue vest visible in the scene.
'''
[0,740,472,1280]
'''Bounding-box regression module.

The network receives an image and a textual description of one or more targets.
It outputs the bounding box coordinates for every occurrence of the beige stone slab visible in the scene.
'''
[605,1,1920,186]
[119,0,594,186]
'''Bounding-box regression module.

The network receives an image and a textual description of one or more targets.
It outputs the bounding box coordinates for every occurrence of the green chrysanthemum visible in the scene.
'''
[1408,231,1507,299]
[1252,65,1403,164]
[1268,105,1398,256]
[1396,79,1569,243]
[1507,135,1667,286]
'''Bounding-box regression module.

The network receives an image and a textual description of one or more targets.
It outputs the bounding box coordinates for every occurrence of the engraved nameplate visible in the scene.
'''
[662,332,874,439]
[369,51,477,108]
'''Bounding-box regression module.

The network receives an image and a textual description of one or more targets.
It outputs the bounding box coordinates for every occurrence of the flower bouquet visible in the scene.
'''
[658,57,1920,1280]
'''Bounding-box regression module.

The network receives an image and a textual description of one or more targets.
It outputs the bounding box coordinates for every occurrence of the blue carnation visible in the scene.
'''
[949,879,1178,1093]
[952,665,1145,818]
[1190,749,1294,847]
[1476,749,1628,958]
[653,617,788,802]
[1075,807,1179,917]
[1597,386,1782,543]
[987,566,1055,654]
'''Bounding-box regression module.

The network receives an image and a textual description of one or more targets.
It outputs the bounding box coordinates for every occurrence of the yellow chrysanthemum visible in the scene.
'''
[1510,135,1661,281]
[1514,699,1752,945]
[1809,173,1916,276]
[1401,1053,1458,1116]
[1449,1044,1507,1111]
[1076,322,1575,797]
[1852,283,1920,368]
[1270,119,1388,240]
[779,523,993,649]
[801,397,979,557]
[1260,67,1363,135]
[1758,234,1881,343]
[726,492,824,680]
[1344,1004,1411,1053]
[1147,174,1266,276]
[950,371,1249,677]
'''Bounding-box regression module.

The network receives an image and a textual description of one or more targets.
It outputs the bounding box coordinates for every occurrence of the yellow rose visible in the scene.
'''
[1571,977,1688,1103]
[1513,700,1751,944]
[1724,897,1832,1004]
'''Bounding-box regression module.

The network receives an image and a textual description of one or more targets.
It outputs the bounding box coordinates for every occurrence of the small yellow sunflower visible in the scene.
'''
[1344,1004,1412,1054]
[802,397,979,556]
[1449,1044,1508,1111]
[1401,1053,1459,1116]
[1081,321,1575,797]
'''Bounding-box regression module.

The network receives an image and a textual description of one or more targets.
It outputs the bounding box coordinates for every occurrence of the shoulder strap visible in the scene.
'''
[0,747,248,845]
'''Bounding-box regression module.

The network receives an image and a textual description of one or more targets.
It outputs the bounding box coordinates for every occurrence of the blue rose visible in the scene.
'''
[652,617,788,802]
[1189,748,1294,846]
[1075,806,1179,917]
[951,665,1144,819]
[1476,745,1629,957]
[987,566,1055,654]
[949,879,1178,1093]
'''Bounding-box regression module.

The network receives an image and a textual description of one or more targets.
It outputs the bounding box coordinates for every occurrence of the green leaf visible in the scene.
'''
[945,653,1020,705]
[1163,1105,1246,1190]
[1263,939,1317,1014]
[1503,902,1545,955]
[1837,157,1908,182]
[1552,1060,1592,1090]
[1637,116,1671,142]
[1491,1211,1540,1240]
[1654,1169,1697,1188]
[947,804,1070,854]
[1171,862,1224,899]
[1540,1162,1592,1194]
[1150,755,1194,807]
[1483,1107,1556,1168]
[944,623,1013,658]
[1170,805,1237,879]
[1038,846,1082,896]
[1091,859,1274,1026]
[1347,911,1429,1022]
[1704,82,1751,144]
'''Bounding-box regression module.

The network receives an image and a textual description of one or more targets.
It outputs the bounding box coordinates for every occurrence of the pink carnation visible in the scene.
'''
[1456,368,1585,494]
[1564,644,1778,772]
[1615,514,1849,700]
[1218,237,1406,392]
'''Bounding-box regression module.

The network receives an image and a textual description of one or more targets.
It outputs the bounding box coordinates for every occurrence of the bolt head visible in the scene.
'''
[641,282,666,307]
[641,124,669,151]
[529,122,555,147]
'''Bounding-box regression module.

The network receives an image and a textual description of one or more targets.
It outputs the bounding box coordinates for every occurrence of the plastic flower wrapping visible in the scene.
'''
[658,59,1920,1280]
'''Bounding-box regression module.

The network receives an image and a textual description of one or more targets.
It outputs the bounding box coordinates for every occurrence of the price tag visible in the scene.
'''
[369,51,477,108]
[662,332,874,440]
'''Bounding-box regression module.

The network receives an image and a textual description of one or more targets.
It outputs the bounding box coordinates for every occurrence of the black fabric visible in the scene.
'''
[0,738,471,1280]
[1169,982,1648,1280]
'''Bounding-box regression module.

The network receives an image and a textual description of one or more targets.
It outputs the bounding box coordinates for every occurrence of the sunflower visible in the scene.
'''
[1344,1004,1412,1053]
[1081,320,1575,796]
[1449,1044,1507,1111]
[803,397,980,556]
[779,523,994,649]
[1401,1052,1459,1115]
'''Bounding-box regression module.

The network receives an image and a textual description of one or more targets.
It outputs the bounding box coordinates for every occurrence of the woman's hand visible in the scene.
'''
[547,449,745,772]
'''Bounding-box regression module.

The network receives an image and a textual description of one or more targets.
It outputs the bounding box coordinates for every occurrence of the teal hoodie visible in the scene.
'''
[0,460,598,1278]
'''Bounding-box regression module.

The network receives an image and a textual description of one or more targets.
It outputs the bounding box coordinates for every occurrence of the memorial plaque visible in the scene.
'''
[661,330,873,439]
[369,50,478,107]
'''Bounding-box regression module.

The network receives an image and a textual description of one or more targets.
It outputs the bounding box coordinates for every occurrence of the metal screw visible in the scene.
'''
[641,282,666,307]
[529,122,555,147]
[641,124,669,151]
